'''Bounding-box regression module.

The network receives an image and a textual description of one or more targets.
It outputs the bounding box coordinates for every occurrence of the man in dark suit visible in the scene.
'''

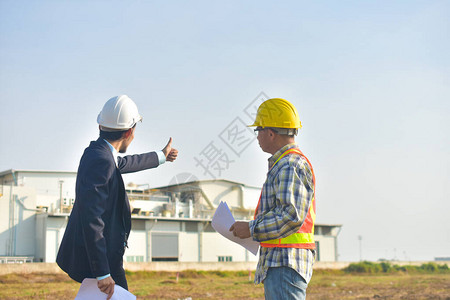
[57,95,178,299]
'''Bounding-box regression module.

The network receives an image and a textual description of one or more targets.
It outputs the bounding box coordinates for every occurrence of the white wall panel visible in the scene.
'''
[126,230,146,262]
[201,232,258,262]
[45,229,57,263]
[179,232,199,262]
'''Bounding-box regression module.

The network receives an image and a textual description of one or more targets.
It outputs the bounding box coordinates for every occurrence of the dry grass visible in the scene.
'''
[0,270,449,299]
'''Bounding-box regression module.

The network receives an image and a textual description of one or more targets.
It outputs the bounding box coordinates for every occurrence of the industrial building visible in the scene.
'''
[0,169,342,264]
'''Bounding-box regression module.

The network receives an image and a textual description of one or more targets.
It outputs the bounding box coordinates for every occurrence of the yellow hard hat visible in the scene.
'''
[249,98,302,129]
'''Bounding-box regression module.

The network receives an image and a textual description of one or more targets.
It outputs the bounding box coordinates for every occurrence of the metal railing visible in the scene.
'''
[0,256,34,264]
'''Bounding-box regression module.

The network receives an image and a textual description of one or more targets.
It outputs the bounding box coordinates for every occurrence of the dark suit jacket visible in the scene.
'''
[56,138,159,282]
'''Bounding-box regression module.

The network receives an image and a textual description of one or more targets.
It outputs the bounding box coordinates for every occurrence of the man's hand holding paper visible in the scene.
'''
[211,201,259,255]
[229,221,251,239]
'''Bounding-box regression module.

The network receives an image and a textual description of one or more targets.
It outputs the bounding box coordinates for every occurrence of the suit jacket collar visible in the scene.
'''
[93,138,118,168]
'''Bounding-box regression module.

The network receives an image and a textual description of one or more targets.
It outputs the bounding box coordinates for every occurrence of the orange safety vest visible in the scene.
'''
[254,148,316,249]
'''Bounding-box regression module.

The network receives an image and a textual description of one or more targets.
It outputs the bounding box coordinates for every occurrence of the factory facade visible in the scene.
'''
[0,169,342,264]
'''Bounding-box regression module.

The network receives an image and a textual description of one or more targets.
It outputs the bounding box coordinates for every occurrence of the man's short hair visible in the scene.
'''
[99,129,128,141]
[99,124,136,142]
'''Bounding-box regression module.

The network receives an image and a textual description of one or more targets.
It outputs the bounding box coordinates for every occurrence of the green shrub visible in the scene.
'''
[394,264,417,273]
[344,261,382,273]
[420,263,437,272]
[380,262,392,273]
[344,262,449,274]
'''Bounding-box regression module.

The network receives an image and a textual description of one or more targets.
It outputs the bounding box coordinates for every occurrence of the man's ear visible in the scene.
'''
[268,129,276,138]
[123,128,133,139]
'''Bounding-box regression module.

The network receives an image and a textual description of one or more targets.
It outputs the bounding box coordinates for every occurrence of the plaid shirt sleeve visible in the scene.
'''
[250,160,314,242]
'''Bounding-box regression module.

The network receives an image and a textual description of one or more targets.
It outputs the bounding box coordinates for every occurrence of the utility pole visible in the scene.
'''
[358,235,362,261]
[59,180,64,213]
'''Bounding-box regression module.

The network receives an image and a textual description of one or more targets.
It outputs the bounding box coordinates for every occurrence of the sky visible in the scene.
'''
[1,0,449,262]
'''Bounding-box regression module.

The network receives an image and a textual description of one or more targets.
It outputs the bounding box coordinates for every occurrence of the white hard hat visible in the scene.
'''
[97,95,142,131]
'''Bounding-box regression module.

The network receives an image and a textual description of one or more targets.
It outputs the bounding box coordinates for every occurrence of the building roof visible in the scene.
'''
[150,178,261,190]
[0,169,77,177]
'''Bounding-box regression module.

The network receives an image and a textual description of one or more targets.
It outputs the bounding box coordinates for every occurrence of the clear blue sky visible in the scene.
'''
[1,0,449,262]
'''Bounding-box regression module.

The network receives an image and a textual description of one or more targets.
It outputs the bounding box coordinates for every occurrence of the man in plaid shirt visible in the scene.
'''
[230,98,316,300]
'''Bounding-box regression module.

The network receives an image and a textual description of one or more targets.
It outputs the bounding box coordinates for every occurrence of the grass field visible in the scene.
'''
[0,268,449,299]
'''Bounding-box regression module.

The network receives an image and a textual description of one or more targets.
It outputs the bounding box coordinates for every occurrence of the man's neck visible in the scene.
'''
[105,139,121,152]
[269,138,296,155]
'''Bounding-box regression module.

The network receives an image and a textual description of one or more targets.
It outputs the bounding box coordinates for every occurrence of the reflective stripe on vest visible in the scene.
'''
[254,148,316,249]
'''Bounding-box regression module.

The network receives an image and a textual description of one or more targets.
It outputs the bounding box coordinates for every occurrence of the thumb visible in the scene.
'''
[165,137,173,148]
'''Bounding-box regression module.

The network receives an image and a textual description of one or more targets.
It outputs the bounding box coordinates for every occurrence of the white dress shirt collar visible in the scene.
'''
[103,139,118,167]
